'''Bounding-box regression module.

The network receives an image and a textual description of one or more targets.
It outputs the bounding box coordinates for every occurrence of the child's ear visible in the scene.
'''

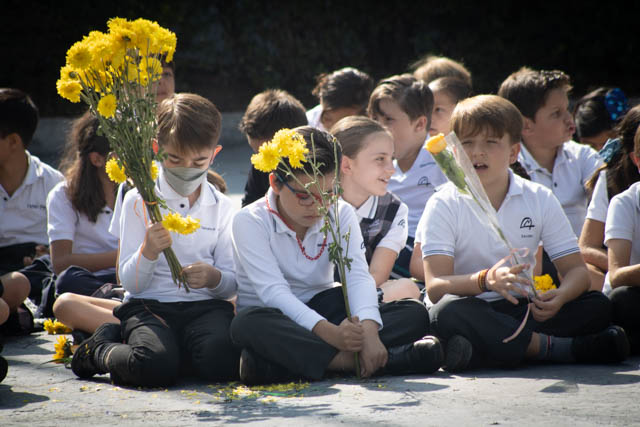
[509,142,521,164]
[268,173,281,195]
[522,117,535,138]
[630,152,639,168]
[340,156,353,175]
[413,116,428,133]
[88,152,105,168]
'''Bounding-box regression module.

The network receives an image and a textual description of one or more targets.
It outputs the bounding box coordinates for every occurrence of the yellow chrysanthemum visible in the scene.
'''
[425,133,447,154]
[162,212,184,233]
[66,40,93,70]
[59,65,79,82]
[271,128,296,157]
[182,216,201,234]
[156,28,177,62]
[56,79,82,103]
[287,141,309,169]
[150,162,159,180]
[108,17,137,51]
[125,62,139,82]
[43,319,55,334]
[105,158,127,183]
[53,320,72,334]
[85,31,114,69]
[139,57,163,82]
[251,141,281,173]
[53,336,71,362]
[97,94,117,118]
[534,274,557,293]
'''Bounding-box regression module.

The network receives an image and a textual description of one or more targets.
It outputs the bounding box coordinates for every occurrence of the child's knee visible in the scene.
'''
[230,307,270,345]
[0,299,9,325]
[0,272,30,309]
[52,292,78,320]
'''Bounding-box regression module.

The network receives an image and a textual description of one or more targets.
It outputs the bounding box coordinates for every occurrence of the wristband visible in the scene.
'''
[477,269,489,292]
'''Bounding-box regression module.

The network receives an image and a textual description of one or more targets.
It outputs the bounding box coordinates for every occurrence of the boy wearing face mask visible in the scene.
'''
[71,93,239,387]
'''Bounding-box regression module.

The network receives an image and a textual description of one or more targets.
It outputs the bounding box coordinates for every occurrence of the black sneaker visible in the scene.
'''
[443,335,473,373]
[0,356,7,383]
[239,348,291,386]
[572,325,630,364]
[385,335,443,375]
[71,323,121,379]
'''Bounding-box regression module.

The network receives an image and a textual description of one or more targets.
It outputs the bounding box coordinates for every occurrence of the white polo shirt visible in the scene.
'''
[387,146,447,239]
[47,181,118,274]
[586,170,609,223]
[233,188,382,332]
[420,170,579,302]
[518,141,602,237]
[306,104,327,132]
[0,152,63,248]
[117,167,237,302]
[603,181,640,294]
[353,194,408,255]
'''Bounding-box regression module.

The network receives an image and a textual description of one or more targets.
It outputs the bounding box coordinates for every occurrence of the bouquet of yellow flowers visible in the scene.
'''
[56,17,194,290]
[252,128,361,376]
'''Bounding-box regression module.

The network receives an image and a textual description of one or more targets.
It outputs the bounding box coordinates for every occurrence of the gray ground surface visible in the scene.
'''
[1,332,639,426]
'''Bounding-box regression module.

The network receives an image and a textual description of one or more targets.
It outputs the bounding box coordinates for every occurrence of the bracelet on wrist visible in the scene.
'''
[477,268,489,292]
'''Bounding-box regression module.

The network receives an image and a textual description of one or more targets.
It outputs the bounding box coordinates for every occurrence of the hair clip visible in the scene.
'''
[598,137,622,163]
[604,88,629,122]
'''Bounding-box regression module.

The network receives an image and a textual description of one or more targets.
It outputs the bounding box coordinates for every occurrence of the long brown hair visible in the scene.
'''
[58,111,113,222]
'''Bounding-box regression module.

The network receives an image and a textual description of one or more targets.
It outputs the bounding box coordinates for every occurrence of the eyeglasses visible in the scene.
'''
[279,177,332,206]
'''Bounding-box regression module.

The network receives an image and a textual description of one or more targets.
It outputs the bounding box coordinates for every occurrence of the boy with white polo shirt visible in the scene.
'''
[606,127,640,355]
[420,95,628,372]
[230,126,442,385]
[498,68,602,282]
[368,74,447,279]
[0,88,63,328]
[71,93,238,387]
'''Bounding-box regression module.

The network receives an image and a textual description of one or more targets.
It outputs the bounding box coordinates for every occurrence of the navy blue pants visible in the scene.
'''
[55,266,116,296]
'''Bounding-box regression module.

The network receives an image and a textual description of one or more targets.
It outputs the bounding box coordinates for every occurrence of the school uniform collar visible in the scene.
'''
[519,143,569,174]
[265,187,326,236]
[505,169,525,198]
[354,195,377,220]
[22,151,43,187]
[156,165,217,206]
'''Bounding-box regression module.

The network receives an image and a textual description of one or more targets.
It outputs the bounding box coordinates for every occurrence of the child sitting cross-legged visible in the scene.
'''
[230,126,442,385]
[331,116,420,301]
[420,95,629,373]
[71,93,238,387]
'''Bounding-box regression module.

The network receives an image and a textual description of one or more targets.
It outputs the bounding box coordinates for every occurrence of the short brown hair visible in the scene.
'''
[428,77,472,104]
[238,89,307,141]
[412,55,472,87]
[312,67,373,112]
[450,95,523,144]
[157,93,221,151]
[634,124,640,158]
[368,74,434,125]
[498,67,572,120]
[330,115,390,158]
[0,88,39,148]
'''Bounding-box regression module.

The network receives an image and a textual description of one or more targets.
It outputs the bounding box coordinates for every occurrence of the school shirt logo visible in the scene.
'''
[417,176,432,187]
[397,219,406,228]
[520,217,535,230]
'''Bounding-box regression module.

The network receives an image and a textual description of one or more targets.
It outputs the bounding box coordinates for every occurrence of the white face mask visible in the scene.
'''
[162,165,207,196]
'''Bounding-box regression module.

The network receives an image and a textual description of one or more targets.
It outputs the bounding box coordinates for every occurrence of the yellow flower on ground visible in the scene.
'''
[53,336,71,362]
[56,79,82,103]
[53,320,72,334]
[425,133,447,154]
[105,158,127,183]
[150,162,159,180]
[43,319,55,334]
[251,142,281,173]
[162,212,184,233]
[534,274,557,293]
[97,94,117,118]
[66,40,93,70]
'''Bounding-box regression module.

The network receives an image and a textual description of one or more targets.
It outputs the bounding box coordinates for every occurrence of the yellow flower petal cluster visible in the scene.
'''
[66,40,93,70]
[97,94,117,118]
[105,158,127,183]
[44,319,72,335]
[53,336,72,362]
[534,274,557,293]
[150,162,159,180]
[56,79,82,103]
[425,133,447,154]
[161,212,200,235]
[250,128,309,172]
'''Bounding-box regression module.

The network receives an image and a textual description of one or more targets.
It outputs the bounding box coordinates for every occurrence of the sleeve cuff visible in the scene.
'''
[355,307,383,330]
[300,310,326,332]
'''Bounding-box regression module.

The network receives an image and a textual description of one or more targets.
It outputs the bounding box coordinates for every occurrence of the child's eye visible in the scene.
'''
[461,140,471,145]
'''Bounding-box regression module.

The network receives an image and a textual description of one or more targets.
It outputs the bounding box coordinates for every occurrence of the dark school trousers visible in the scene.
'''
[106,298,239,387]
[55,266,116,296]
[429,291,611,368]
[609,286,640,352]
[230,286,430,380]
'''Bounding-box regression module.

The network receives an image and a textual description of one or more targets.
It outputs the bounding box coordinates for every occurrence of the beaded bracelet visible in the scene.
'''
[477,269,489,292]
